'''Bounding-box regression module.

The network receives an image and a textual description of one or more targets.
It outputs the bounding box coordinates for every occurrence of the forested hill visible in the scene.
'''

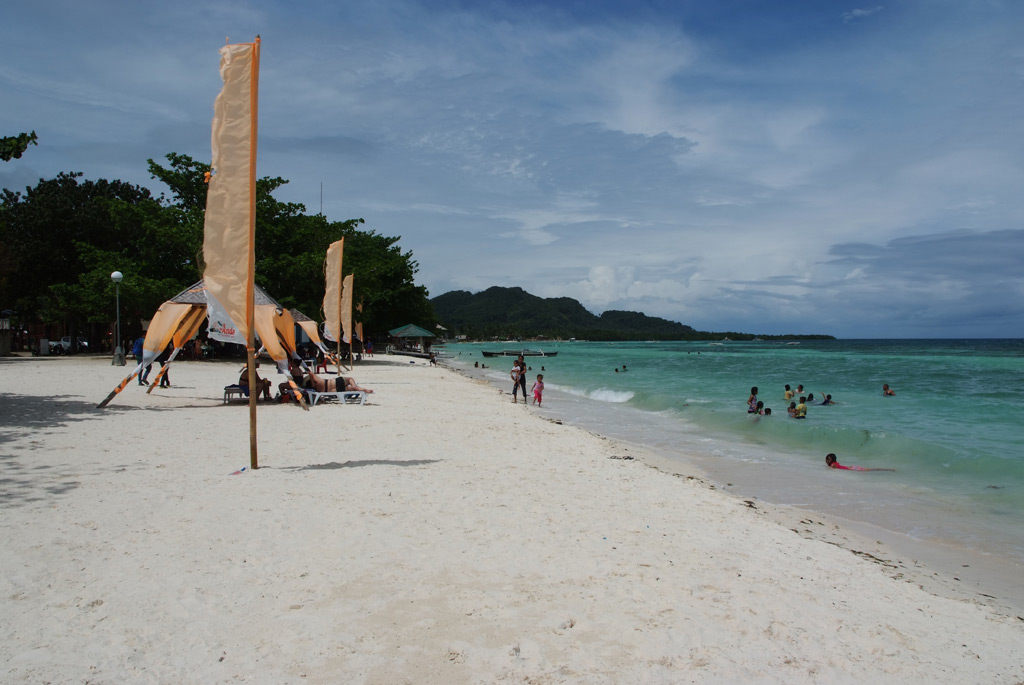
[430,287,834,341]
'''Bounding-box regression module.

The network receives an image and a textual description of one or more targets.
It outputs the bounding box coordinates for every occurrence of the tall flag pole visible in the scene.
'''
[341,274,354,371]
[323,239,344,372]
[202,36,261,470]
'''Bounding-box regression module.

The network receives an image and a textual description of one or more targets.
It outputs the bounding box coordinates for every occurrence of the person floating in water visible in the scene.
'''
[825,453,895,471]
[820,394,835,405]
[882,383,896,396]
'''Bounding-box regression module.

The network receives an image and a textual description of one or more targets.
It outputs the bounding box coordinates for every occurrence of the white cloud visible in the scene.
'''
[842,6,884,23]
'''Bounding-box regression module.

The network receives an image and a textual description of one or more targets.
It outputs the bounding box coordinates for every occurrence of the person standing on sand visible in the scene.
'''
[157,344,172,388]
[532,374,544,406]
[132,333,151,385]
[517,355,528,401]
[510,359,523,403]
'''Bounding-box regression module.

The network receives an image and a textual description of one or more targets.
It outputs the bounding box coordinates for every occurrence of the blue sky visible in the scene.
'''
[3,0,1023,337]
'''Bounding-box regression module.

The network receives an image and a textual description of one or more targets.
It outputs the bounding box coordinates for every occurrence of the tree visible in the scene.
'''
[334,222,433,336]
[0,131,38,162]
[149,152,433,337]
[1,152,434,344]
[0,172,185,339]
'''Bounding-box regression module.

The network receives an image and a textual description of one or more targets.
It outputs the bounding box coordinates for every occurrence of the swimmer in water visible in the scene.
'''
[825,453,895,472]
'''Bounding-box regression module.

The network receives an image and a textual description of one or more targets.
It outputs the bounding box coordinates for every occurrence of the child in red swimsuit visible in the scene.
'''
[825,453,895,472]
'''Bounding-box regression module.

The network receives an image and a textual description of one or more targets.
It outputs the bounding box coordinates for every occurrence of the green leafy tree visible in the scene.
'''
[1,152,433,345]
[0,131,38,162]
[146,152,210,272]
[0,171,186,340]
[149,153,433,338]
[334,222,434,336]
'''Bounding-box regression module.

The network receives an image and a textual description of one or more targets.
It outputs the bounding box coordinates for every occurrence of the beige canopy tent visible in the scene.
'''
[291,307,326,351]
[98,280,301,408]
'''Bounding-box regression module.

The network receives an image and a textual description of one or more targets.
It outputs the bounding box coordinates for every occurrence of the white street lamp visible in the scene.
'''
[111,271,125,366]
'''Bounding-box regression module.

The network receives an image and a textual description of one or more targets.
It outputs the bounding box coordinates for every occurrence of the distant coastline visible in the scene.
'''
[431,285,835,341]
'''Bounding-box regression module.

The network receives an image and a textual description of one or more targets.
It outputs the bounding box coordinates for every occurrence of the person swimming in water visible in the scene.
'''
[825,453,895,472]
[794,396,808,419]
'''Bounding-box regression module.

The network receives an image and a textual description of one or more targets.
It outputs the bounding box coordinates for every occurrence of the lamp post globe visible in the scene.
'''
[111,271,125,366]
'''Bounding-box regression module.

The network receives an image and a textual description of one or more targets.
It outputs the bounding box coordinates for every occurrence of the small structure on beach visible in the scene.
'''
[387,323,435,358]
[97,280,302,408]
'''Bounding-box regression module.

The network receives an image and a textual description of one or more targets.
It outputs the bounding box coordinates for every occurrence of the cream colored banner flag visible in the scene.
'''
[203,40,259,344]
[322,239,344,343]
[341,274,354,344]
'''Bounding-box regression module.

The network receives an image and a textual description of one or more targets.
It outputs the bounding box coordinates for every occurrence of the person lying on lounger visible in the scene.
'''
[287,358,374,394]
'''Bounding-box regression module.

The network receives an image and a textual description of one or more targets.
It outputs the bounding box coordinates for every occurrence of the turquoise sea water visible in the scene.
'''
[443,339,1024,565]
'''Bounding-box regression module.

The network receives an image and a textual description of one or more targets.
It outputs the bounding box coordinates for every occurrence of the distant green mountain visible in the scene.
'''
[430,286,833,341]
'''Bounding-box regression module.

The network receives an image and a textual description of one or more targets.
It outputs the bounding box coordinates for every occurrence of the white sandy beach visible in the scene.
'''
[1,354,1022,683]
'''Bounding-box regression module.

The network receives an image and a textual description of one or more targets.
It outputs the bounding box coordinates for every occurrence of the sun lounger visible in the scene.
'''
[306,390,367,406]
[223,384,247,403]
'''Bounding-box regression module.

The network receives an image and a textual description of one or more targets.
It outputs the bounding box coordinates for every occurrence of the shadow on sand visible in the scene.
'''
[279,459,442,471]
[0,391,177,508]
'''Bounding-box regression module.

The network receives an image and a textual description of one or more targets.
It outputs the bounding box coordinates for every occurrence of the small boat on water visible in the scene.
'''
[481,349,558,358]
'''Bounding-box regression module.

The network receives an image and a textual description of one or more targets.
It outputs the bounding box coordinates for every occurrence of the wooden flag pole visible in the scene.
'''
[247,36,261,471]
[145,347,183,394]
[342,248,350,370]
[342,274,353,371]
[96,367,144,408]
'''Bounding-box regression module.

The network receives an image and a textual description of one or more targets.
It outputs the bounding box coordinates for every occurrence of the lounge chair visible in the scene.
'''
[224,384,272,403]
[305,390,367,406]
[223,384,247,403]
